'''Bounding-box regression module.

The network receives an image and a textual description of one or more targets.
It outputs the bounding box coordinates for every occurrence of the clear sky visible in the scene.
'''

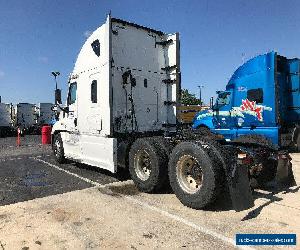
[0,0,300,105]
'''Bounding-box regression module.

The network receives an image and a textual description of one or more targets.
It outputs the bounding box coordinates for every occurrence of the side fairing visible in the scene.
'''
[277,56,300,124]
[111,20,180,133]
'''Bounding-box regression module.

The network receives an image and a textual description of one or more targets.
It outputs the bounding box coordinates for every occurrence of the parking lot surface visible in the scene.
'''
[0,135,299,249]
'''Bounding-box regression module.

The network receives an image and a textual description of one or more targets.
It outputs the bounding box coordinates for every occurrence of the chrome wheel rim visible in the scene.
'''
[134,149,151,181]
[176,155,203,194]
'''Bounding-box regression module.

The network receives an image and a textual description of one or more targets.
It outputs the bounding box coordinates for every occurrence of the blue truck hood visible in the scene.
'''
[192,109,214,124]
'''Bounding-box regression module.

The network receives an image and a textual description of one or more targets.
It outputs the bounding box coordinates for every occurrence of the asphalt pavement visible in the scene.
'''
[0,135,299,249]
[0,135,119,206]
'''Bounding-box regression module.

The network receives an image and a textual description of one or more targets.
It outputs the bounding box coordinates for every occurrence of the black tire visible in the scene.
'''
[129,138,168,193]
[296,133,300,152]
[168,141,224,209]
[195,138,231,179]
[149,136,173,155]
[52,133,66,164]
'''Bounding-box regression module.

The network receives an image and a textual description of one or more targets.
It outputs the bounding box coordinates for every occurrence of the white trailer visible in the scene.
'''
[51,16,290,211]
[0,103,14,136]
[37,103,55,125]
[15,103,37,132]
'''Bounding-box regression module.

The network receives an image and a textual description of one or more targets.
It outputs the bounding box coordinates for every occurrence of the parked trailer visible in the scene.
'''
[37,103,55,125]
[15,103,38,134]
[0,103,14,137]
[178,105,209,124]
[51,16,294,211]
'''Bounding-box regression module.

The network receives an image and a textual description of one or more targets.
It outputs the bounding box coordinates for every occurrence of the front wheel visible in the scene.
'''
[52,133,66,164]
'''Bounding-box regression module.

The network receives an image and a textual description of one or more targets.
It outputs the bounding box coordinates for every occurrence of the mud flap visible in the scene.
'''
[228,163,254,212]
[274,152,296,187]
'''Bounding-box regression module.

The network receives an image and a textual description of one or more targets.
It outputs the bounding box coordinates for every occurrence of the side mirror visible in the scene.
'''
[209,97,214,109]
[55,89,62,104]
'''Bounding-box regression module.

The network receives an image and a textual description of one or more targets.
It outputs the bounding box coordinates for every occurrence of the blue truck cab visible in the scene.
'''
[193,51,300,149]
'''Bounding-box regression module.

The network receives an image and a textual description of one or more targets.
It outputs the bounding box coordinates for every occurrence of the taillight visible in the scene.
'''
[237,153,253,165]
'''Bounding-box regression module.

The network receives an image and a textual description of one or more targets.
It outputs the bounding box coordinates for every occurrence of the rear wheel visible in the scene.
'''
[129,138,168,193]
[52,133,65,164]
[169,141,224,209]
[176,154,204,194]
[296,133,300,152]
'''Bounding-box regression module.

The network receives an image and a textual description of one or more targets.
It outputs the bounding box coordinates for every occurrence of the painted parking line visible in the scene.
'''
[0,156,92,206]
[5,144,43,148]
[33,158,103,187]
[33,157,254,250]
[0,155,51,163]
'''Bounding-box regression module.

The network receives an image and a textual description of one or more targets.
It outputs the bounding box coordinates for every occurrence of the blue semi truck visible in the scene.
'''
[192,51,300,150]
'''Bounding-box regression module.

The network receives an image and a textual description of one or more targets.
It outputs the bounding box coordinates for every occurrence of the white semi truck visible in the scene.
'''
[0,103,14,137]
[51,16,294,211]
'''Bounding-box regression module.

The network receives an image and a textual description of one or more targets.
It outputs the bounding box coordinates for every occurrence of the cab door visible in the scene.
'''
[78,72,117,172]
[63,82,81,159]
[239,88,265,128]
[215,91,235,128]
[214,91,237,140]
[86,73,102,135]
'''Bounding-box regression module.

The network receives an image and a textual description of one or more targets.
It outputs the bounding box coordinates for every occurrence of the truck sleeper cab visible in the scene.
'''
[193,52,300,150]
[52,15,179,172]
[52,17,290,211]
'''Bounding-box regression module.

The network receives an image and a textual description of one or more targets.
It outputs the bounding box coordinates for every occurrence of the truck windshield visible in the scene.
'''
[215,92,231,107]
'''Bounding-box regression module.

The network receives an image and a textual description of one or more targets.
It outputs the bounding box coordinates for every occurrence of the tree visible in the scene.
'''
[180,89,201,105]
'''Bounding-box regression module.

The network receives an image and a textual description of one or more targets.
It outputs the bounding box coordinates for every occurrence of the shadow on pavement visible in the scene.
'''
[241,185,300,221]
[74,162,130,181]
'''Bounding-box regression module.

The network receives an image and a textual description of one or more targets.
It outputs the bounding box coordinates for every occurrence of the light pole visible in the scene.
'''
[51,71,60,90]
[198,85,204,108]
[51,71,61,104]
